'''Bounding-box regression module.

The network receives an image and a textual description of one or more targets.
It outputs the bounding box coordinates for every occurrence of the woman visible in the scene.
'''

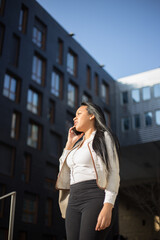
[55,102,120,240]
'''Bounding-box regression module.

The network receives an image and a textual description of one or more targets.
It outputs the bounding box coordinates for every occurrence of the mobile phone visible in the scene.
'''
[72,127,83,135]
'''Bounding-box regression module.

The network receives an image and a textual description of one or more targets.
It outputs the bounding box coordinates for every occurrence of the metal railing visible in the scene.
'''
[0,191,16,240]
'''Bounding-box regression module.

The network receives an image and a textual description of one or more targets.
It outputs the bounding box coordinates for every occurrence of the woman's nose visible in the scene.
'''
[73,117,76,121]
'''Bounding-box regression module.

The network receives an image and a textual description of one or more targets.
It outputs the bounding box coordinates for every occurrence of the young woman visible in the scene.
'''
[55,102,120,240]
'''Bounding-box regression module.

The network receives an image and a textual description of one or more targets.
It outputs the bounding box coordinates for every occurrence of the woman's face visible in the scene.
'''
[73,106,94,132]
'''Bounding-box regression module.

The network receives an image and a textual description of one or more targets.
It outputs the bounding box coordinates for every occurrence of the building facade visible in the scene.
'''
[0,0,117,239]
[116,69,160,240]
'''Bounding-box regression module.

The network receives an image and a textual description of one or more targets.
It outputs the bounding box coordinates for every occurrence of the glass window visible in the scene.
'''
[45,199,53,226]
[27,89,40,115]
[82,93,91,103]
[11,111,20,139]
[67,50,77,76]
[56,38,63,65]
[142,87,151,100]
[101,82,109,104]
[154,84,160,98]
[32,18,46,49]
[21,153,31,183]
[0,23,5,55]
[0,143,15,176]
[155,110,160,125]
[67,82,77,108]
[145,112,152,126]
[3,73,20,102]
[32,55,45,85]
[132,89,140,103]
[10,34,20,67]
[18,4,28,33]
[104,110,111,127]
[22,193,38,223]
[45,162,57,190]
[0,0,5,15]
[121,91,128,104]
[51,70,63,98]
[133,114,140,129]
[122,118,130,131]
[94,73,99,96]
[27,122,41,149]
[48,100,55,124]
[86,65,91,89]
[0,184,5,218]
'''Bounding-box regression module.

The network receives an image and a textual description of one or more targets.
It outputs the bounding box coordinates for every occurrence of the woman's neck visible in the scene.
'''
[83,128,96,141]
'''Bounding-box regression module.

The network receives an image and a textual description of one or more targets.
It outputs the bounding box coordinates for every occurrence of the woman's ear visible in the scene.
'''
[89,115,95,120]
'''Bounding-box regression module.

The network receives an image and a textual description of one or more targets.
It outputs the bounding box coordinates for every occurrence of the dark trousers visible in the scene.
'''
[65,180,115,240]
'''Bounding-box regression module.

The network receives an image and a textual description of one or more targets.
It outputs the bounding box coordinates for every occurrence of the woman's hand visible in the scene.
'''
[65,127,84,150]
[95,203,113,231]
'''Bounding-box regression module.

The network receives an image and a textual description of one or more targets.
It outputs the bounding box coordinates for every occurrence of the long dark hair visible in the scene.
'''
[81,102,120,170]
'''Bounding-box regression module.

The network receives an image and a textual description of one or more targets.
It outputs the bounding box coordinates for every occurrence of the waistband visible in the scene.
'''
[70,179,98,191]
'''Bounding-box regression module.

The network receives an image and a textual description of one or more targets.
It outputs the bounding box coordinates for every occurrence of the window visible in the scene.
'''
[18,4,28,33]
[133,114,140,129]
[132,89,140,103]
[0,0,5,15]
[0,229,7,240]
[67,50,77,76]
[0,23,5,55]
[0,143,15,176]
[122,118,130,131]
[32,54,46,85]
[154,84,160,98]
[11,111,21,139]
[104,110,111,127]
[51,69,63,98]
[48,100,55,124]
[22,192,38,224]
[86,65,91,89]
[19,231,27,240]
[45,198,53,226]
[10,34,20,67]
[82,92,91,103]
[101,82,109,104]
[94,73,99,96]
[21,153,31,183]
[145,112,152,126]
[155,110,160,125]
[49,132,61,158]
[3,73,20,102]
[27,122,42,149]
[32,17,46,49]
[0,184,5,218]
[45,162,57,190]
[142,87,150,100]
[121,91,128,104]
[66,112,74,132]
[56,38,63,65]
[27,89,41,115]
[67,82,78,108]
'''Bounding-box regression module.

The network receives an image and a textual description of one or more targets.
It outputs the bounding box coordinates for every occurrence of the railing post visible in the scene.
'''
[8,192,16,240]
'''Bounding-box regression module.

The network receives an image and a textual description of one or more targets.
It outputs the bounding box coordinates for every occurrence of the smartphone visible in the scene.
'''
[72,127,83,135]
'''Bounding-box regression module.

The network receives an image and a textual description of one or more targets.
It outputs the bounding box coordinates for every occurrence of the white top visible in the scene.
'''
[64,130,117,205]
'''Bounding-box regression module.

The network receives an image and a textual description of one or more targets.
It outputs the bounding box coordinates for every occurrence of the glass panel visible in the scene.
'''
[68,83,75,107]
[18,9,23,31]
[142,87,150,100]
[67,52,74,75]
[4,74,10,88]
[122,118,130,131]
[122,91,128,104]
[134,114,140,128]
[145,112,152,126]
[132,89,140,103]
[155,110,160,125]
[154,84,160,97]
[10,79,16,92]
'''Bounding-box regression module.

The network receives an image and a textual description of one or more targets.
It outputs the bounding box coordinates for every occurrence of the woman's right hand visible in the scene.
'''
[65,127,84,150]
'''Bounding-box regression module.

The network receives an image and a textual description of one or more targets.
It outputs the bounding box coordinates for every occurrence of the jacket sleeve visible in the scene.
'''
[103,131,120,205]
[59,149,70,171]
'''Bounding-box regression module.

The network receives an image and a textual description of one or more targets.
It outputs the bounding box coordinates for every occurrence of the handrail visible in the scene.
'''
[0,191,16,240]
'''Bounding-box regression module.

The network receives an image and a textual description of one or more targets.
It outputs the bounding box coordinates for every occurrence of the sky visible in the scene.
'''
[36,0,160,80]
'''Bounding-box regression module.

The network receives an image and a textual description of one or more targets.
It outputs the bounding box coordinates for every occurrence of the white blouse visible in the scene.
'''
[64,130,117,205]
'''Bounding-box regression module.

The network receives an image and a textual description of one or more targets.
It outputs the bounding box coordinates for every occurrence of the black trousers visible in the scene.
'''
[65,180,115,240]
